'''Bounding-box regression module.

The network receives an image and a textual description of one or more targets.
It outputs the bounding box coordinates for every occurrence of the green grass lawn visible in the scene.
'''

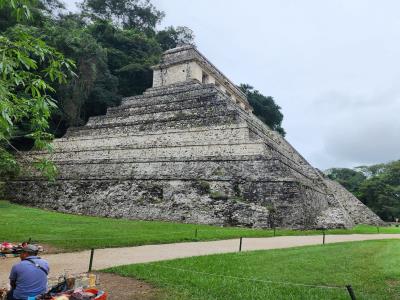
[1,200,400,251]
[106,240,400,300]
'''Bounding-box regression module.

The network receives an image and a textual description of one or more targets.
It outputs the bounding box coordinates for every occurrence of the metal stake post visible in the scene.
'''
[88,248,95,272]
[346,285,356,300]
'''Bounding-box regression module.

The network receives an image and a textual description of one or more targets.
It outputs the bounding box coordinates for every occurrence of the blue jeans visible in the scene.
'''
[6,290,24,300]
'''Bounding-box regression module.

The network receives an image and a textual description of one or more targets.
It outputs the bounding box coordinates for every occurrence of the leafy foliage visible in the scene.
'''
[326,168,366,193]
[239,84,285,136]
[0,148,20,179]
[43,16,120,128]
[87,20,161,96]
[156,26,195,51]
[80,0,164,32]
[0,8,75,179]
[327,160,400,221]
[0,0,31,22]
[0,0,64,31]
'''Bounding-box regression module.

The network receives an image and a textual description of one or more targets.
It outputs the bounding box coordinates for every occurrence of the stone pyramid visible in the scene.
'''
[6,45,382,228]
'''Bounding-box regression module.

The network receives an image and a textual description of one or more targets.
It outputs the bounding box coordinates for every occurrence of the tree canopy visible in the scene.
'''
[0,0,75,179]
[80,0,164,32]
[326,168,367,194]
[327,160,400,221]
[240,84,285,136]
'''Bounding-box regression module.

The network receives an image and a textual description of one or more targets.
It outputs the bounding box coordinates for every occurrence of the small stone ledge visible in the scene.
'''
[65,111,240,137]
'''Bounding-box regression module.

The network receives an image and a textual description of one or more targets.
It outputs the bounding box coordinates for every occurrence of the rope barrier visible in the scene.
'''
[15,227,276,242]
[147,263,345,290]
[11,229,328,244]
[25,230,197,242]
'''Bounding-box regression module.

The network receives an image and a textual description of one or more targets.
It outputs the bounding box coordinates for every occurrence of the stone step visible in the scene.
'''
[18,158,277,179]
[19,158,320,190]
[53,126,252,152]
[143,80,210,96]
[86,102,230,127]
[121,80,203,102]
[120,80,202,104]
[57,123,246,142]
[143,79,201,92]
[120,84,216,108]
[31,142,268,162]
[145,79,202,92]
[108,92,219,117]
[65,113,240,138]
[67,109,241,135]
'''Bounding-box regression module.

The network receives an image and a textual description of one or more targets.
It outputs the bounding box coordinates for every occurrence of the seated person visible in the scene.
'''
[7,244,49,300]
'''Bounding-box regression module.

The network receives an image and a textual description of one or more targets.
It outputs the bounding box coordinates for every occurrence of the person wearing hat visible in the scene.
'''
[7,244,49,300]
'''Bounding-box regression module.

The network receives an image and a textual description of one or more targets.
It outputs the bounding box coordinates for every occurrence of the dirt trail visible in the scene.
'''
[1,234,400,287]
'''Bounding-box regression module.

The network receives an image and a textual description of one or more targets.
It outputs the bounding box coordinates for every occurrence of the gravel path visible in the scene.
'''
[1,234,400,287]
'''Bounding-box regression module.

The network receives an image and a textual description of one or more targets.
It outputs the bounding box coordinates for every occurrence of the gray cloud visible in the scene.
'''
[318,91,400,167]
[296,89,400,168]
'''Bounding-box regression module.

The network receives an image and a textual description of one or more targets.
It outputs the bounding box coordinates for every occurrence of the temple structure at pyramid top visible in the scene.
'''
[152,45,252,111]
[5,45,383,229]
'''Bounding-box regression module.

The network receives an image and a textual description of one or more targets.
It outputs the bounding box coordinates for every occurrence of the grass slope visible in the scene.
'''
[1,200,400,251]
[106,240,400,300]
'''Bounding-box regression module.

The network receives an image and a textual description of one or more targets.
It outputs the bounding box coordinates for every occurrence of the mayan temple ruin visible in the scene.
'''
[6,45,382,229]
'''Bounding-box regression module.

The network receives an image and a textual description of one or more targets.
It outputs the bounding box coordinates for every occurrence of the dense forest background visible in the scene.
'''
[326,160,400,221]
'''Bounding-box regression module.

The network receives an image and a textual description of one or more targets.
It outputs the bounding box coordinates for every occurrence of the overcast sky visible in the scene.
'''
[64,0,400,170]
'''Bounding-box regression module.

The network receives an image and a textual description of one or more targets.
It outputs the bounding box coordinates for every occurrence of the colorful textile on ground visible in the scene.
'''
[0,242,43,257]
